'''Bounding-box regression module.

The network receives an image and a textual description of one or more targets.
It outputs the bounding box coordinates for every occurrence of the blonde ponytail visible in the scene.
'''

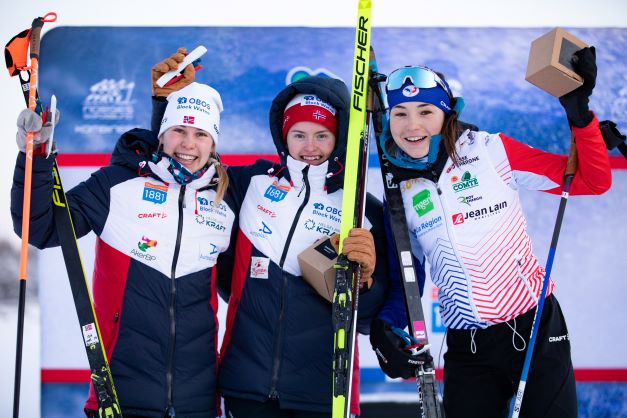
[209,153,229,204]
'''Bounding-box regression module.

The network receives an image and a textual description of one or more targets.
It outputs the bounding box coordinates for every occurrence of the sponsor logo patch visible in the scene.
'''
[452,201,508,225]
[264,181,290,202]
[137,212,168,219]
[412,189,434,217]
[457,194,483,206]
[143,182,168,204]
[413,216,443,237]
[451,171,479,193]
[250,256,270,279]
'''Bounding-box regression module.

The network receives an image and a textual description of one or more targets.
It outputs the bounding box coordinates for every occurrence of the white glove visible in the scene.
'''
[16,108,60,153]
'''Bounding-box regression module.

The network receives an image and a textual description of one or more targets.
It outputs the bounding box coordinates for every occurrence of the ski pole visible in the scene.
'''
[6,12,57,418]
[511,133,578,418]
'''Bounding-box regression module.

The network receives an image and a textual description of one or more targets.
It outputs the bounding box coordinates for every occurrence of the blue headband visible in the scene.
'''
[386,80,453,114]
[385,66,454,115]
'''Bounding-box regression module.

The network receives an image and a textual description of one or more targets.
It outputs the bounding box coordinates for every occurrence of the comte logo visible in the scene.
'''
[452,213,464,225]
[451,171,479,193]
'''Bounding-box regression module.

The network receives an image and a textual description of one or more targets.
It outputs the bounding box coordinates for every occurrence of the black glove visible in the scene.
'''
[559,46,597,128]
[369,318,433,379]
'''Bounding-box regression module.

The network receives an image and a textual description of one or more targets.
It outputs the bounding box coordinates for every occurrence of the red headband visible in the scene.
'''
[282,94,337,140]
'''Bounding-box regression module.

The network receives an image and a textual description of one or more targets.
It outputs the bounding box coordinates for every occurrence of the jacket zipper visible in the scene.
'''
[431,175,481,322]
[269,166,311,399]
[166,185,186,417]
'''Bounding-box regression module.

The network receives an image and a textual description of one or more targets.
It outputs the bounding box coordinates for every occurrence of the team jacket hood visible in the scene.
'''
[268,75,350,193]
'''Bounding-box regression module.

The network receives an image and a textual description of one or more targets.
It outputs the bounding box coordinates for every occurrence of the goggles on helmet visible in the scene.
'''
[385,65,453,100]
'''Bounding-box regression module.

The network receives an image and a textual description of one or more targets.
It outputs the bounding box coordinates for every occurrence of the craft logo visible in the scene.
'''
[143,182,168,204]
[131,236,157,261]
[183,115,195,124]
[549,334,569,343]
[137,212,168,219]
[264,181,290,203]
[257,204,277,218]
[82,78,135,120]
[452,201,508,225]
[403,85,419,97]
[451,171,479,192]
[250,256,270,279]
[457,194,483,206]
[312,202,341,222]
[195,214,226,231]
[412,189,434,217]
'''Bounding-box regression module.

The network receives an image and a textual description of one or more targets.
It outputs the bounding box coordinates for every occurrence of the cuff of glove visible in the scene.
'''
[571,111,599,133]
[568,110,594,128]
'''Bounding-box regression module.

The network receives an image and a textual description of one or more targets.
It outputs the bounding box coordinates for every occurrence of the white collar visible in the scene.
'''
[286,156,330,191]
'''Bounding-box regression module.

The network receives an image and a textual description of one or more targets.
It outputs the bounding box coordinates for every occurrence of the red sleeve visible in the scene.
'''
[500,113,611,195]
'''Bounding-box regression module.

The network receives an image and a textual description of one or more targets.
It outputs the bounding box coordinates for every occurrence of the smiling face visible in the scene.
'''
[286,121,336,166]
[389,101,446,159]
[161,125,215,173]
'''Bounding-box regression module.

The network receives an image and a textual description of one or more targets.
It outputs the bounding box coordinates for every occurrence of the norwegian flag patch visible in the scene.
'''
[183,116,195,124]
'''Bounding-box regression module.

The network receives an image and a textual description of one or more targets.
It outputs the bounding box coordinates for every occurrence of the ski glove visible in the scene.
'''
[370,318,433,379]
[334,227,376,288]
[151,47,196,97]
[558,46,597,128]
[16,108,60,154]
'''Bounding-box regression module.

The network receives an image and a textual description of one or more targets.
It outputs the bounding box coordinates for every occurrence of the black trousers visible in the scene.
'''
[443,295,577,418]
[224,397,328,418]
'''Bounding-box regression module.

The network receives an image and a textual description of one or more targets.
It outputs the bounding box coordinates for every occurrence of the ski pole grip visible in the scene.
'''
[29,17,44,59]
[565,131,578,177]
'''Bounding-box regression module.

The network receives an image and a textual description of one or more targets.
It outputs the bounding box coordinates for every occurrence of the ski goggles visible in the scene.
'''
[385,66,454,114]
[386,66,453,99]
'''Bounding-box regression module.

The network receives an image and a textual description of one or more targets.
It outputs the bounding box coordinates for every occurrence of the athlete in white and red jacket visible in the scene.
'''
[370,47,611,418]
[12,82,236,418]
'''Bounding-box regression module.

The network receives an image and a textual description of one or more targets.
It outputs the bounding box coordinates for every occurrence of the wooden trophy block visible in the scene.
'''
[525,27,588,97]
